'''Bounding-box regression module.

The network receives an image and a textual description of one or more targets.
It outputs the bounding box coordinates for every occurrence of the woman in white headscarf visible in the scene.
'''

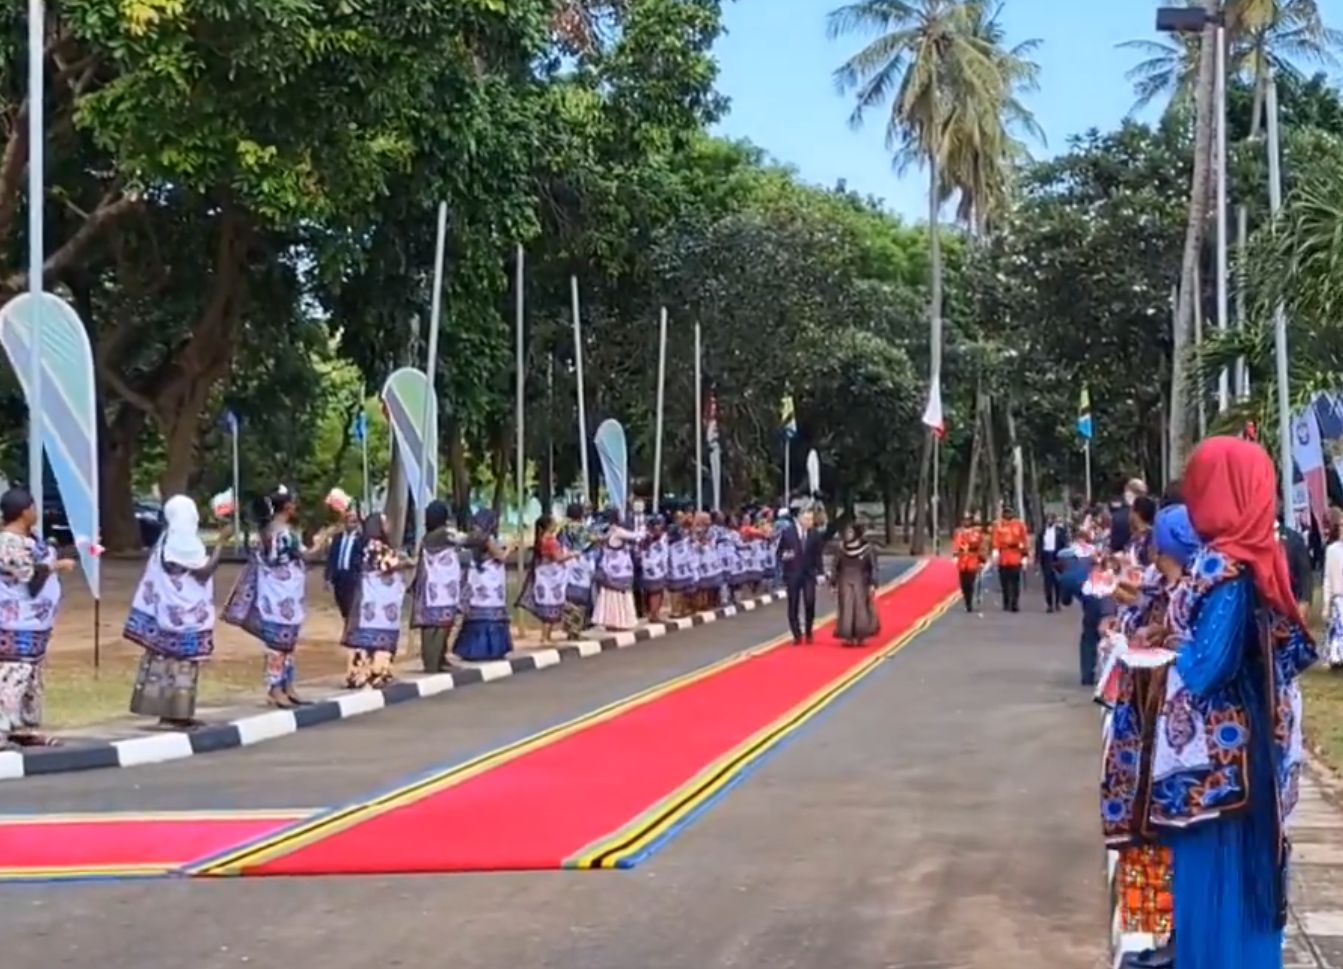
[124,495,231,727]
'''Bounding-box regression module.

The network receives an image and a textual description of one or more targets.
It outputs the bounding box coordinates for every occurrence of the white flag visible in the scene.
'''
[922,377,945,437]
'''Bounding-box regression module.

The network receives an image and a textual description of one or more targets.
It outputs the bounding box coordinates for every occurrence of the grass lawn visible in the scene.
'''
[1303,665,1343,772]
[41,655,294,730]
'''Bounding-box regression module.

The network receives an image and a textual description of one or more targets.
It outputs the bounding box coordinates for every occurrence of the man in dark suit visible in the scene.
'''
[325,508,363,620]
[777,506,825,644]
[1035,513,1068,613]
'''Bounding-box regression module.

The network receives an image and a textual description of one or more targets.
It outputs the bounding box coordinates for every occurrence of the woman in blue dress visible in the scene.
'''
[1106,437,1315,969]
[454,510,513,662]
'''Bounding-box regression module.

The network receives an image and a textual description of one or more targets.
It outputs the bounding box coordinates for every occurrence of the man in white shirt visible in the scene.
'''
[1035,513,1068,613]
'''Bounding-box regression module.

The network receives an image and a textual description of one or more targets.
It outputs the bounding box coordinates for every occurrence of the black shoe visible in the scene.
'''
[1124,943,1174,969]
[805,633,814,644]
[792,636,802,645]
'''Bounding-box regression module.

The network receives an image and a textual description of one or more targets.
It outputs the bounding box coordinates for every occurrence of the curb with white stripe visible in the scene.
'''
[0,588,790,782]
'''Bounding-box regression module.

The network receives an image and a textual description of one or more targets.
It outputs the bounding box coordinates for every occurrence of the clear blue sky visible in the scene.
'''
[712,0,1343,222]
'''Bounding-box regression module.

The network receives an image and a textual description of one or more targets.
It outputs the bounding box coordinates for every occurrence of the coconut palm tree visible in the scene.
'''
[827,0,1018,551]
[939,2,1044,233]
[1229,0,1342,133]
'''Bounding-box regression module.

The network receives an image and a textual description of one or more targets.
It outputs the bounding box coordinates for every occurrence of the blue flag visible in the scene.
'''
[352,411,367,443]
[1077,387,1093,441]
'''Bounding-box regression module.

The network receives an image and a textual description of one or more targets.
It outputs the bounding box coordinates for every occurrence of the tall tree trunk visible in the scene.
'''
[1005,402,1025,523]
[882,478,896,546]
[963,376,984,516]
[450,420,470,527]
[982,394,1001,517]
[1170,4,1219,472]
[911,431,932,555]
[100,407,145,552]
[1029,448,1043,528]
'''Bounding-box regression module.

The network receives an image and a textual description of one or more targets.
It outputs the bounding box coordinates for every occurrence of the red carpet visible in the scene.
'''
[211,559,958,876]
[0,812,305,879]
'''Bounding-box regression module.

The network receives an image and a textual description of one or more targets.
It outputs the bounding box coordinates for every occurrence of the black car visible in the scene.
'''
[42,495,163,549]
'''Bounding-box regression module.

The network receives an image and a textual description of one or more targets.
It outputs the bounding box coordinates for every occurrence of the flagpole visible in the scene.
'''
[359,393,370,513]
[27,0,45,532]
[653,306,667,509]
[694,320,703,511]
[419,201,448,546]
[230,416,241,544]
[783,437,790,509]
[1084,441,1092,507]
[515,243,526,599]
[571,275,590,504]
[932,433,940,556]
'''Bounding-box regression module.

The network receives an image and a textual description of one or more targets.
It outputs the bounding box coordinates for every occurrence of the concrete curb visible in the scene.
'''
[0,588,789,782]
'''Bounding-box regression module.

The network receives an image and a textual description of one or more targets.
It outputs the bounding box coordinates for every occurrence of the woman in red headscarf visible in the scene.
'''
[1102,437,1315,969]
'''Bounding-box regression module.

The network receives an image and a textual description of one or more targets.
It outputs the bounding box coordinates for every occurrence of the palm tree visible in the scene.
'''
[827,0,1022,551]
[1119,32,1204,115]
[1228,0,1342,134]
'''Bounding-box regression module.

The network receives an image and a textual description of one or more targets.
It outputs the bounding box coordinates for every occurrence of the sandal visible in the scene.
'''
[267,690,295,709]
[9,732,61,748]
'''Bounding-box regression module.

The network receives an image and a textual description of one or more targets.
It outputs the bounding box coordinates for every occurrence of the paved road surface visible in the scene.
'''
[1,564,1107,969]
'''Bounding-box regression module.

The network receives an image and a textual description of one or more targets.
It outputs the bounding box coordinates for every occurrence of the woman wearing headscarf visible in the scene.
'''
[517,513,570,644]
[558,502,595,638]
[124,495,231,726]
[592,508,640,631]
[455,510,513,661]
[636,515,669,623]
[341,513,413,688]
[831,522,879,647]
[0,488,74,748]
[412,500,463,672]
[1102,438,1316,969]
[222,488,337,708]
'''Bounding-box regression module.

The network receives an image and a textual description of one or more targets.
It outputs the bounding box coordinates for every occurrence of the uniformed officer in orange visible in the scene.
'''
[991,503,1029,613]
[951,511,986,613]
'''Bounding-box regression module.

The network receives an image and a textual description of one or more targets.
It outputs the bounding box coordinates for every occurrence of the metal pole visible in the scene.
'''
[783,439,790,509]
[419,201,448,546]
[694,320,703,511]
[360,388,371,512]
[931,434,940,555]
[515,244,526,586]
[1215,22,1230,412]
[652,306,667,508]
[570,275,589,504]
[230,421,241,544]
[1267,70,1294,523]
[27,0,44,532]
[1084,441,1093,506]
[1236,204,1249,399]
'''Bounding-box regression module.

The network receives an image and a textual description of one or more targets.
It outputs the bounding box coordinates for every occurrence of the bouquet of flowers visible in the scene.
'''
[210,488,235,520]
[325,488,352,514]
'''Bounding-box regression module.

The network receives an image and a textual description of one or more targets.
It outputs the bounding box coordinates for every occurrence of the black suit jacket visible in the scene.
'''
[325,531,363,585]
[1036,523,1069,563]
[777,524,824,584]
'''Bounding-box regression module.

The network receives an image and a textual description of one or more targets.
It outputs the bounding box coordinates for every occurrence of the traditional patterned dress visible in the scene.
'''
[593,529,638,631]
[559,522,594,638]
[696,531,723,609]
[456,553,512,661]
[1102,548,1315,969]
[0,533,59,736]
[667,527,694,615]
[124,541,217,720]
[518,534,566,626]
[341,539,406,685]
[411,533,462,672]
[222,523,307,691]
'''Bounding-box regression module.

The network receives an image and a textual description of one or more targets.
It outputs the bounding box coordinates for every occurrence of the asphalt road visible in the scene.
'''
[0,562,1106,969]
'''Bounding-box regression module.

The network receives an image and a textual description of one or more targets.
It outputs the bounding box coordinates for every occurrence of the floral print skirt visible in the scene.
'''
[0,660,43,733]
